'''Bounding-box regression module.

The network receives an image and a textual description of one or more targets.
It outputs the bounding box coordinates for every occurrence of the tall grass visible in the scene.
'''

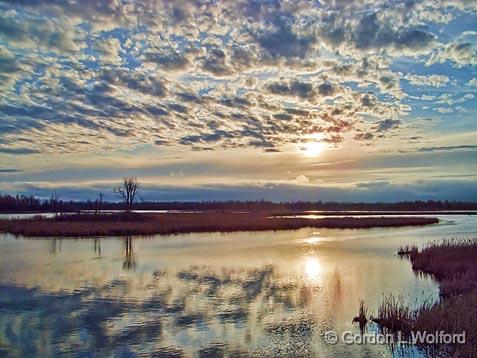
[0,213,439,237]
[374,239,477,356]
[411,239,477,297]
[373,295,414,332]
[352,300,369,332]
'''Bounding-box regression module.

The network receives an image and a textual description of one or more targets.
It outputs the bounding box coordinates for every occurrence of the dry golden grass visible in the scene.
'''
[373,294,414,332]
[0,212,439,237]
[411,239,477,297]
[375,240,477,356]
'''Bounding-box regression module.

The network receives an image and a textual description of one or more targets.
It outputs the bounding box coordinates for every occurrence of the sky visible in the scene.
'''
[0,0,476,202]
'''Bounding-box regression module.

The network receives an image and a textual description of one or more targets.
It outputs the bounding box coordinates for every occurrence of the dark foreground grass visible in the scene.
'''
[0,212,438,237]
[374,240,477,357]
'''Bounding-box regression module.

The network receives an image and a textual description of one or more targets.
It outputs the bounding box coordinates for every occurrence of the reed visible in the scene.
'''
[375,239,477,356]
[352,300,369,331]
[372,295,413,332]
[0,213,439,238]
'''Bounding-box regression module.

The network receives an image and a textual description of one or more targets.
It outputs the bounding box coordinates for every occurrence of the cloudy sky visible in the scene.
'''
[0,0,476,202]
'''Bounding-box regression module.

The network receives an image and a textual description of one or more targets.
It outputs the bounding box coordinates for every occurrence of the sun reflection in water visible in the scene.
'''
[304,236,321,245]
[304,257,322,282]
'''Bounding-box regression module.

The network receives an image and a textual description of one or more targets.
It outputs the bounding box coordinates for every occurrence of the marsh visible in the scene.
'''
[0,214,475,357]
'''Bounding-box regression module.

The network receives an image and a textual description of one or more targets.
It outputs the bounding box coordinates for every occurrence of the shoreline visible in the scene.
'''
[373,240,477,356]
[0,210,476,216]
[0,212,439,238]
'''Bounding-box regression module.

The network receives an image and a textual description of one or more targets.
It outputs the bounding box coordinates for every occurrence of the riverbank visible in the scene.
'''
[0,212,439,237]
[375,239,477,356]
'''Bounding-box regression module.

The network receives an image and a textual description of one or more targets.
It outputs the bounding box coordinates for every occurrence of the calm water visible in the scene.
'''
[0,215,475,357]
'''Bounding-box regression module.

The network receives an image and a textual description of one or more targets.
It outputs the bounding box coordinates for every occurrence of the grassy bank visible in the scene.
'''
[375,240,477,357]
[0,212,438,237]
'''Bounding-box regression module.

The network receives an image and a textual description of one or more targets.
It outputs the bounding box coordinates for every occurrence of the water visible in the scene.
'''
[0,215,475,357]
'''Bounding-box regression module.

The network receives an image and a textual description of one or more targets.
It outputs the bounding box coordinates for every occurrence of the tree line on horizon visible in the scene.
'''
[0,194,476,213]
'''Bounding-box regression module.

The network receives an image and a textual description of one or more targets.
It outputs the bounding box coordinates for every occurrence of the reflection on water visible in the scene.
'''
[0,215,475,356]
[123,236,135,271]
[304,257,322,282]
[94,238,101,257]
[50,238,62,256]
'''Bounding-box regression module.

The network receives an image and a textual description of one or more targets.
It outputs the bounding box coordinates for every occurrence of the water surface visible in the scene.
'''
[0,215,475,356]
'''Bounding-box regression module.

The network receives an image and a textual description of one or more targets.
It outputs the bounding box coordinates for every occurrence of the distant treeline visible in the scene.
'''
[0,194,476,213]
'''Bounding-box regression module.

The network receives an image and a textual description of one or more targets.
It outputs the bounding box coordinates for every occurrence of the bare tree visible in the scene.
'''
[50,192,62,217]
[114,176,140,213]
[94,192,103,215]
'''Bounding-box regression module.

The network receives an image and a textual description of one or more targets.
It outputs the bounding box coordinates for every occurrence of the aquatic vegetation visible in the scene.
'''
[375,240,477,356]
[352,300,369,332]
[0,212,439,237]
[372,295,414,333]
[411,239,477,298]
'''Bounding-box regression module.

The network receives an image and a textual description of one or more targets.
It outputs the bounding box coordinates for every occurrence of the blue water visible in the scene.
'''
[0,215,475,356]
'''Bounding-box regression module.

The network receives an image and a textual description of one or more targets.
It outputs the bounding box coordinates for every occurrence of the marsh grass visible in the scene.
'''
[372,295,414,332]
[411,239,477,298]
[373,240,477,357]
[352,300,369,332]
[0,213,439,237]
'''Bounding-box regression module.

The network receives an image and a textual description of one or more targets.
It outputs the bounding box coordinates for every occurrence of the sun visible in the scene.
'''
[302,141,326,157]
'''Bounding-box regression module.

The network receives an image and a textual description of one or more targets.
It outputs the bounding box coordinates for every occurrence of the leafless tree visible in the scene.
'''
[114,176,140,213]
[50,192,62,217]
[94,192,103,215]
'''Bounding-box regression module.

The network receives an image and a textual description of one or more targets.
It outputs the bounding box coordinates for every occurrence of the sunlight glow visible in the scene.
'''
[302,141,326,157]
[304,257,322,281]
[304,236,321,245]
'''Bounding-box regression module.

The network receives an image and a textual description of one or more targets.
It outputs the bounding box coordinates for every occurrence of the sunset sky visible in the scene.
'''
[0,0,476,201]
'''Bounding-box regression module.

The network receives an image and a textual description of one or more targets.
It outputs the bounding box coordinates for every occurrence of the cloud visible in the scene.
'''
[418,145,477,152]
[0,147,41,155]
[428,31,477,68]
[354,132,374,141]
[0,46,18,73]
[0,0,474,158]
[403,74,450,87]
[321,10,436,56]
[361,93,377,107]
[294,174,309,184]
[200,47,232,76]
[6,178,477,202]
[437,107,454,113]
[354,118,401,141]
[100,68,169,98]
[317,82,336,96]
[266,79,314,99]
[94,37,122,66]
[0,7,80,53]
[374,119,401,132]
[355,180,390,189]
[256,12,315,59]
[265,79,338,102]
[144,50,190,72]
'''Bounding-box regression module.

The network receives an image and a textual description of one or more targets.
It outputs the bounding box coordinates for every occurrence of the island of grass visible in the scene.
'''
[373,239,477,357]
[0,212,439,237]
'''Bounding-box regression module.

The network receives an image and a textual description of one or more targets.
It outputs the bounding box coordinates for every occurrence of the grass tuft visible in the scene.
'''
[352,300,369,331]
